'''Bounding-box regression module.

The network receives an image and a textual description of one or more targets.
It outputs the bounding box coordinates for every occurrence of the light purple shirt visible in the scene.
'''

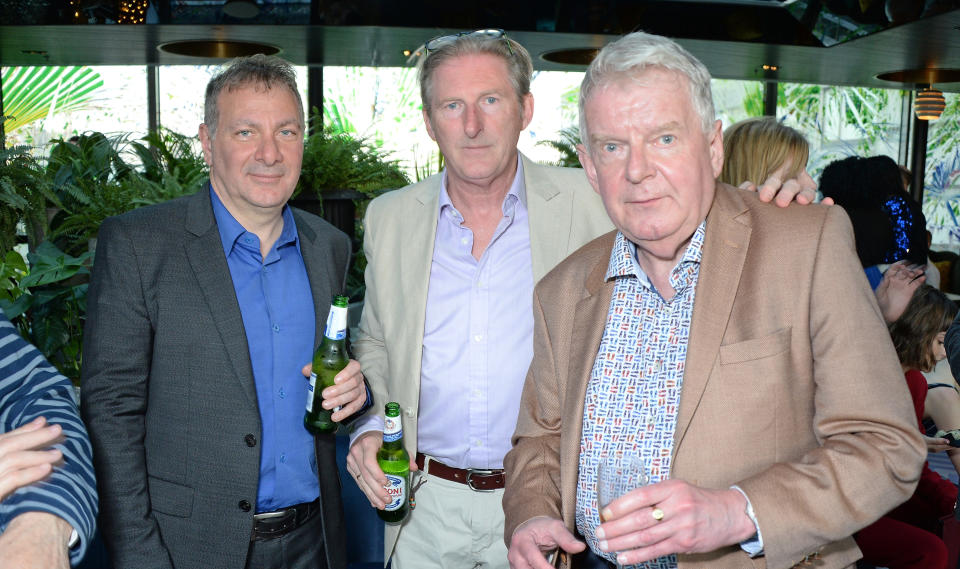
[351,158,533,470]
[418,160,533,469]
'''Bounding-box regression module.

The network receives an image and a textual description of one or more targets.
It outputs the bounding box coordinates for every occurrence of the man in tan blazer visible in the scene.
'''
[504,32,926,569]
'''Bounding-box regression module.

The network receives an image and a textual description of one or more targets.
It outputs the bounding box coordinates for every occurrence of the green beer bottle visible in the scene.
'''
[377,402,410,523]
[304,295,349,435]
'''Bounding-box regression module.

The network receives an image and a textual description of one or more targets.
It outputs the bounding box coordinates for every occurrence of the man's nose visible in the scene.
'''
[256,135,282,165]
[464,105,483,138]
[626,146,654,183]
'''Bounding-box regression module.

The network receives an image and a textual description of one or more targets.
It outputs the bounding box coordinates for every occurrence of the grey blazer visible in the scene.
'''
[81,189,351,569]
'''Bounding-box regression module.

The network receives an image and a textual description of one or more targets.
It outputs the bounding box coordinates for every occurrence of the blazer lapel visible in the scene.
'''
[400,180,440,404]
[561,238,615,525]
[293,213,336,351]
[524,154,574,283]
[183,189,259,409]
[673,184,751,452]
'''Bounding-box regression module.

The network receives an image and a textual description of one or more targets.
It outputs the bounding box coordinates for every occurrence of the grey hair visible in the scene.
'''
[204,54,304,139]
[579,32,715,148]
[418,34,533,115]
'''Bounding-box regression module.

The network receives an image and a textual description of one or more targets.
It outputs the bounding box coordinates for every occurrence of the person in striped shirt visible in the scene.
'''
[0,307,97,568]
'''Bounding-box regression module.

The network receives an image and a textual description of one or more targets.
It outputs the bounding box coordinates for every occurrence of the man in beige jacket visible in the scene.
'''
[504,31,926,569]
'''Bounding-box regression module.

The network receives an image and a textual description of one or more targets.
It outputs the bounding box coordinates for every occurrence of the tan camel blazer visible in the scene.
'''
[503,183,926,569]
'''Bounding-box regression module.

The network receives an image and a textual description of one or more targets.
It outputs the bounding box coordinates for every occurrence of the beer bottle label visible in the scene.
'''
[384,415,402,443]
[306,373,317,412]
[324,305,348,340]
[383,474,407,511]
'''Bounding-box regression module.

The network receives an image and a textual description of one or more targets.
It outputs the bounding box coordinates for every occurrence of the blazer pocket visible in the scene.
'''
[148,475,195,518]
[719,327,791,365]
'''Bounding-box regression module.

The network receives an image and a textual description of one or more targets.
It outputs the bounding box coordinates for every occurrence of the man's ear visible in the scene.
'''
[708,119,724,179]
[578,143,601,195]
[198,124,214,167]
[422,108,437,142]
[520,93,534,131]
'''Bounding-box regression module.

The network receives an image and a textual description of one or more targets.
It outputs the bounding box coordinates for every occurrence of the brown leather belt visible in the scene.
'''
[250,498,319,541]
[415,452,505,491]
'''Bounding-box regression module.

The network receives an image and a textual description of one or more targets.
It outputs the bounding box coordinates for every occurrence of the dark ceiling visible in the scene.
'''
[2,0,960,91]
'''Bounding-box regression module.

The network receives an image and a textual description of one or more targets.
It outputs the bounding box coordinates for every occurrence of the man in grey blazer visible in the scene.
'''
[81,55,369,569]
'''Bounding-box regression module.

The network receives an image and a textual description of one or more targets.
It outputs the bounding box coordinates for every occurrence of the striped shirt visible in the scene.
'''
[0,308,97,564]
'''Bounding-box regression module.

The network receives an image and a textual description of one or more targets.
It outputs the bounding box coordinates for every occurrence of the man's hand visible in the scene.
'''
[595,479,755,565]
[301,360,367,422]
[344,430,420,508]
[0,511,72,569]
[0,417,64,502]
[508,516,586,569]
[875,261,926,323]
[743,176,834,208]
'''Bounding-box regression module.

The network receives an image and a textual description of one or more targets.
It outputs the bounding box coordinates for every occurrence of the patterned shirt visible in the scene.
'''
[576,225,705,569]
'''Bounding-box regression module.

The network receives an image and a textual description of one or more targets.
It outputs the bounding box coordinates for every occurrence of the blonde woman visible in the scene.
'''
[720,116,817,193]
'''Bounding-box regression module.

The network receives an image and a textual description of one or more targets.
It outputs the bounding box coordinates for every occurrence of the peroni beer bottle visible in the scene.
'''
[304,295,349,434]
[377,402,410,523]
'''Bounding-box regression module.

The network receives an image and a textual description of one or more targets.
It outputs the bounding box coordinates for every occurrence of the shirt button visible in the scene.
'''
[474,334,482,342]
[461,237,469,245]
[474,440,482,447]
[279,387,285,399]
[472,389,482,398]
[244,434,257,447]
[238,500,252,512]
[280,453,286,463]
[273,324,280,332]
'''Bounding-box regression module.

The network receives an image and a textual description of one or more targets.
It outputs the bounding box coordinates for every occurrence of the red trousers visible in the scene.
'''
[856,515,948,569]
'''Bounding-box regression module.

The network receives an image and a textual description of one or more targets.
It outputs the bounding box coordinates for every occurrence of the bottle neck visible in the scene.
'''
[383,414,403,447]
[324,305,348,341]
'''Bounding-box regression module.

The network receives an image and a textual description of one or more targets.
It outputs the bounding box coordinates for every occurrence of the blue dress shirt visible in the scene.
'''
[210,188,319,512]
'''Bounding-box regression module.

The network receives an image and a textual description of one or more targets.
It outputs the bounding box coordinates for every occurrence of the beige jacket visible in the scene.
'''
[353,154,614,562]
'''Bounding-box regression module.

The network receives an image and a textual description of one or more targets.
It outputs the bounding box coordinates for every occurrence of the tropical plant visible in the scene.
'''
[46,130,205,253]
[0,241,92,384]
[0,145,61,252]
[297,113,409,197]
[536,126,582,169]
[1,66,104,133]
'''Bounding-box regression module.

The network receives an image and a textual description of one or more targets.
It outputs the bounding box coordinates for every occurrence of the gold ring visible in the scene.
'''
[651,507,664,521]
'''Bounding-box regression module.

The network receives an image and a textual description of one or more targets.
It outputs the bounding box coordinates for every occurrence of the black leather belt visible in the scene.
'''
[415,453,505,491]
[250,498,319,541]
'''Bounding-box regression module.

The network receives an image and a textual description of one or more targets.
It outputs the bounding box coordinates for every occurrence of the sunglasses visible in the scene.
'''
[425,28,513,55]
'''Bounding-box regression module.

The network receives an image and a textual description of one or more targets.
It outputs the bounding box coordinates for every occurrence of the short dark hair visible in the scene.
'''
[204,54,303,139]
[889,284,958,372]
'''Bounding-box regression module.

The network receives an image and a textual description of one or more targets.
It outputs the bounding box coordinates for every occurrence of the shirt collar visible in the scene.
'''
[437,154,527,221]
[605,222,707,293]
[209,184,299,257]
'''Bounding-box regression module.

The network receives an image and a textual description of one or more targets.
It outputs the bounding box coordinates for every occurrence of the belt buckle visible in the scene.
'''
[465,468,497,492]
[253,509,293,521]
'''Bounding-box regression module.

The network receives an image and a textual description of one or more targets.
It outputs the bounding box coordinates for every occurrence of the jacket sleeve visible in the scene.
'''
[80,217,175,569]
[0,309,98,565]
[350,198,390,437]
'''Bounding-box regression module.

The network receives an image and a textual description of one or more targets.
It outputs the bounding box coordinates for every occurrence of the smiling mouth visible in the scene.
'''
[249,172,284,180]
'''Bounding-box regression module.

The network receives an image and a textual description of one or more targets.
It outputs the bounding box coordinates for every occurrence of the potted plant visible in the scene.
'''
[293,114,409,240]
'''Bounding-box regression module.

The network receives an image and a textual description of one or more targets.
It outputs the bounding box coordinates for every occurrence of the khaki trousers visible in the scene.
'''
[392,469,509,569]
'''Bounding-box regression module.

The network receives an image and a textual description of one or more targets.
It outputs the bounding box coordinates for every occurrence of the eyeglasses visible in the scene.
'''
[425,28,513,55]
